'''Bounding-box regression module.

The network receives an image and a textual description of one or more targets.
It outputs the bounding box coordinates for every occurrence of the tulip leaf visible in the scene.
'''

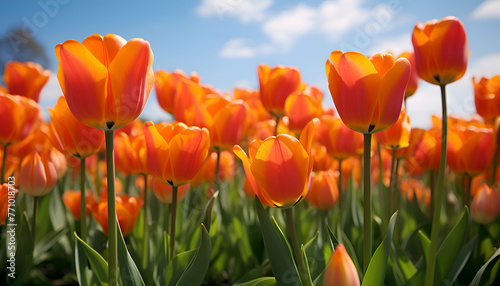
[302,244,314,286]
[165,249,197,285]
[444,236,477,285]
[470,245,500,286]
[203,190,218,232]
[362,211,398,286]
[232,277,277,286]
[33,228,67,263]
[155,231,167,285]
[176,224,212,286]
[74,232,108,285]
[271,216,293,255]
[116,219,145,285]
[433,207,469,285]
[418,230,430,264]
[9,212,34,286]
[255,198,301,285]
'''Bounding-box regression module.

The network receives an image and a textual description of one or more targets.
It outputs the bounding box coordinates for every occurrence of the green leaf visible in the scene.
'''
[418,230,430,264]
[233,277,278,286]
[444,236,477,285]
[165,249,197,285]
[33,228,67,262]
[272,216,293,255]
[203,190,218,232]
[49,184,67,231]
[302,245,314,285]
[176,224,212,286]
[255,198,300,285]
[362,211,398,286]
[116,219,145,285]
[75,238,91,286]
[155,231,168,285]
[9,212,34,286]
[74,232,108,285]
[434,208,469,285]
[470,246,500,286]
[389,242,417,285]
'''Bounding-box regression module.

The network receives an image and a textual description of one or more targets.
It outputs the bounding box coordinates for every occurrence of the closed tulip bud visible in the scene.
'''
[152,179,189,204]
[326,51,410,134]
[88,195,142,236]
[62,189,95,219]
[307,170,339,210]
[471,184,500,224]
[234,119,317,208]
[19,152,57,197]
[324,244,360,286]
[114,131,147,175]
[376,107,411,150]
[3,61,50,102]
[412,16,469,85]
[55,34,154,130]
[210,100,249,150]
[155,70,193,114]
[258,64,301,117]
[474,75,500,122]
[1,184,18,225]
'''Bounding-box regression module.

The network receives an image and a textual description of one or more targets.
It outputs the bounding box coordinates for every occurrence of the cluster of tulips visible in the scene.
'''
[1,15,500,286]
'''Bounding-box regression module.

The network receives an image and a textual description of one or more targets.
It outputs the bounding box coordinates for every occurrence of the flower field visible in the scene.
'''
[1,14,500,286]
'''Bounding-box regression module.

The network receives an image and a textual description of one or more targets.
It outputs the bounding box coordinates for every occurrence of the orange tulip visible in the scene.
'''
[3,61,50,102]
[152,179,189,204]
[471,183,500,224]
[88,194,142,236]
[474,75,500,122]
[396,128,425,159]
[233,119,316,208]
[325,51,410,134]
[413,128,442,171]
[19,152,57,197]
[412,16,469,85]
[191,150,235,186]
[376,107,411,149]
[144,121,210,186]
[398,52,419,98]
[400,178,431,207]
[258,64,301,117]
[155,70,194,114]
[447,127,494,176]
[9,123,53,160]
[284,92,322,134]
[324,244,360,286]
[62,189,95,219]
[210,100,249,150]
[0,93,41,146]
[55,34,154,130]
[0,183,18,225]
[114,131,147,175]
[48,96,104,158]
[319,116,364,160]
[311,143,334,172]
[307,170,339,210]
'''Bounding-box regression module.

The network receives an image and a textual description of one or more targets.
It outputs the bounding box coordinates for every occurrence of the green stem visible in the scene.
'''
[80,158,87,241]
[164,203,170,235]
[142,174,149,268]
[32,196,40,242]
[285,207,310,286]
[124,174,132,195]
[338,159,343,229]
[490,128,500,185]
[425,84,448,286]
[388,148,397,224]
[1,144,9,183]
[363,133,372,273]
[274,116,280,136]
[214,148,221,191]
[170,185,178,260]
[105,130,118,286]
[463,174,471,208]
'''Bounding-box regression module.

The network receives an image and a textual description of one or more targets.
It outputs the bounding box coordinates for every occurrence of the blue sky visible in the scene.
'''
[1,0,500,128]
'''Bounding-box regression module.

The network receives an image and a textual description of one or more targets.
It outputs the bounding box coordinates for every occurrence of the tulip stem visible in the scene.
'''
[388,148,397,224]
[1,144,9,183]
[214,148,221,192]
[363,133,372,273]
[32,196,40,242]
[170,185,178,260]
[425,84,448,286]
[463,174,471,208]
[490,128,500,186]
[285,207,310,286]
[274,116,280,136]
[338,159,343,230]
[80,158,87,241]
[105,130,118,286]
[142,174,149,268]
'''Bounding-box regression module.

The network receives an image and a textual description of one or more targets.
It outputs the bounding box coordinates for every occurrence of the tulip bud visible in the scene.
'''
[324,244,360,286]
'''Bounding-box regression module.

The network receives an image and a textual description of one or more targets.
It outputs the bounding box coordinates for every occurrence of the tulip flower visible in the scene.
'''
[474,75,500,122]
[398,52,419,98]
[376,107,411,150]
[234,119,316,208]
[0,183,18,225]
[324,244,360,286]
[88,195,142,236]
[258,64,301,118]
[152,179,189,204]
[62,189,95,220]
[396,128,425,159]
[155,70,197,114]
[19,152,57,197]
[191,151,235,186]
[471,183,500,224]
[311,144,334,172]
[284,92,322,134]
[307,170,339,210]
[9,123,53,160]
[412,16,469,86]
[0,93,41,147]
[210,100,249,150]
[325,51,410,134]
[114,131,147,176]
[3,61,50,102]
[55,34,154,131]
[319,116,364,161]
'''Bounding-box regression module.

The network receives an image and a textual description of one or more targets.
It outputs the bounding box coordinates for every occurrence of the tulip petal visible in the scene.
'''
[143,121,170,181]
[82,34,126,67]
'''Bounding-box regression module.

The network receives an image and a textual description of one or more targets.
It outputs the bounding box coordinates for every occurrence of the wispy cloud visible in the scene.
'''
[471,0,500,20]
[218,38,273,59]
[195,0,273,23]
[368,33,413,56]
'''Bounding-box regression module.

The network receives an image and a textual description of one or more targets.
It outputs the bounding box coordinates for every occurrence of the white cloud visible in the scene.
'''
[368,33,412,56]
[471,0,500,19]
[319,0,370,41]
[195,0,273,23]
[233,80,254,89]
[218,38,273,58]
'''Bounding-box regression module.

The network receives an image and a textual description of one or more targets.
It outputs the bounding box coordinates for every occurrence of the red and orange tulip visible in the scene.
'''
[152,179,189,204]
[307,170,339,210]
[324,244,360,286]
[62,189,95,219]
[209,100,249,150]
[284,92,322,134]
[55,34,154,130]
[319,116,364,160]
[0,183,18,225]
[474,75,500,122]
[233,119,316,208]
[155,70,195,114]
[471,183,500,224]
[376,107,411,150]
[3,61,50,102]
[88,194,142,236]
[325,51,410,134]
[258,64,301,117]
[114,131,147,175]
[144,121,210,186]
[191,150,235,186]
[19,152,58,197]
[0,93,41,146]
[412,16,469,85]
[447,127,494,176]
[398,52,419,98]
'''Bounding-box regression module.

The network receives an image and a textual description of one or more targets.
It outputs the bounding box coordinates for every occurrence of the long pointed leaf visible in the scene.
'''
[74,232,108,285]
[176,224,212,286]
[116,219,145,285]
[470,246,500,286]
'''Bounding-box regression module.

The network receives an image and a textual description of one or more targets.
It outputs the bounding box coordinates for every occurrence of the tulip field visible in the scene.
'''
[2,15,500,286]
